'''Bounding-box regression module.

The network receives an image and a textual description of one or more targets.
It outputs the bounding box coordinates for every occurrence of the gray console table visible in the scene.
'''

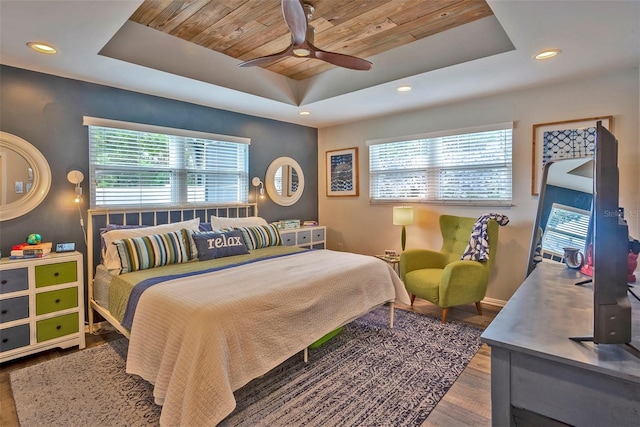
[481,261,640,426]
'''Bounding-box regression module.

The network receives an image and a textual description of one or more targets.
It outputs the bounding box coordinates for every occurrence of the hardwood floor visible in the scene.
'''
[0,301,499,427]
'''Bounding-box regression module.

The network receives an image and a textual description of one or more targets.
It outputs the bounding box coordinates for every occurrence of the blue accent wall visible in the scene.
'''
[0,65,318,263]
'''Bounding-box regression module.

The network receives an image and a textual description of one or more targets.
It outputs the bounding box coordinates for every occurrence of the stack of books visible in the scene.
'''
[303,220,318,227]
[10,242,52,259]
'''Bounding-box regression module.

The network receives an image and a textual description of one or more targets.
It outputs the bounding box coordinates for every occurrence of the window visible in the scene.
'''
[541,203,591,259]
[84,117,250,208]
[367,123,512,205]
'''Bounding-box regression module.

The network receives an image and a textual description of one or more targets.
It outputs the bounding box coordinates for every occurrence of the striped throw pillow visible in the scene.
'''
[113,229,193,274]
[235,224,281,250]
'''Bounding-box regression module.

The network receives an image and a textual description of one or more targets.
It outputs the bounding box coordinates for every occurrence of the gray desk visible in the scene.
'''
[481,262,640,426]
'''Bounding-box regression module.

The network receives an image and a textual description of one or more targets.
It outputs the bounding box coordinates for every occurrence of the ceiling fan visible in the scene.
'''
[238,0,372,71]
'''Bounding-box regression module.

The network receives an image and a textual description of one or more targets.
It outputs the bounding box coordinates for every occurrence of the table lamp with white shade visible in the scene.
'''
[393,206,414,252]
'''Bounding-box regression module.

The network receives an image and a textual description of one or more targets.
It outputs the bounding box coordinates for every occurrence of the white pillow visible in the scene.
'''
[102,218,200,273]
[210,215,268,230]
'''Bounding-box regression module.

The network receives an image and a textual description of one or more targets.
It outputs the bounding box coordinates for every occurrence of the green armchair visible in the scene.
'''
[400,215,499,323]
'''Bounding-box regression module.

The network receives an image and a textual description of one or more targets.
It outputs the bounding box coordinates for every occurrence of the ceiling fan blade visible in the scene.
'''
[238,45,293,67]
[282,0,307,46]
[313,49,373,71]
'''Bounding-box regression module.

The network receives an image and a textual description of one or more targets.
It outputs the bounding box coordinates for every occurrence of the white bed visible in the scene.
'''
[87,204,410,426]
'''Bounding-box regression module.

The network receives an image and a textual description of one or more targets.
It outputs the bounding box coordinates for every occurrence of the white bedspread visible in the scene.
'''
[125,249,410,426]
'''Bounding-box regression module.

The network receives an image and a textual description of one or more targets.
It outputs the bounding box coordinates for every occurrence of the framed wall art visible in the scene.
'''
[532,116,612,195]
[326,147,359,197]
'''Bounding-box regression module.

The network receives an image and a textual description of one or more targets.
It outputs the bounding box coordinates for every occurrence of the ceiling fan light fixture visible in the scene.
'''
[238,0,371,71]
[534,49,560,60]
[293,48,311,57]
[27,42,57,54]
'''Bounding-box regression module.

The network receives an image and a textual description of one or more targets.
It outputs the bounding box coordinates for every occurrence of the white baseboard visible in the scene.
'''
[481,296,506,308]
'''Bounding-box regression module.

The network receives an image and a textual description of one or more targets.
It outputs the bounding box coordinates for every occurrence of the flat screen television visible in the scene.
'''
[591,121,631,344]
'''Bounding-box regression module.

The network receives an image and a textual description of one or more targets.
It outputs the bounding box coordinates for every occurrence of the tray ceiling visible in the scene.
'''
[129,0,494,80]
[2,1,638,127]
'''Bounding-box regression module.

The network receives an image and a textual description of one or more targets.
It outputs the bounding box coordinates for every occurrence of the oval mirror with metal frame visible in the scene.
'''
[265,157,305,206]
[0,131,51,221]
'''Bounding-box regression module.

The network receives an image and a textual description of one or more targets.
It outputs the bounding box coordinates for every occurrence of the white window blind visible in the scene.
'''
[541,203,591,257]
[368,123,513,205]
[84,117,249,208]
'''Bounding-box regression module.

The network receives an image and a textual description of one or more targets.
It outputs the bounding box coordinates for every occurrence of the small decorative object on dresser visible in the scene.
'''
[26,233,42,244]
[0,251,85,363]
[278,219,301,229]
[10,241,52,259]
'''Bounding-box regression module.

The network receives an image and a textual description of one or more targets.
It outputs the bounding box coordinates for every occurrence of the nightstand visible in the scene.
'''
[280,226,326,249]
[0,251,85,362]
[375,254,400,275]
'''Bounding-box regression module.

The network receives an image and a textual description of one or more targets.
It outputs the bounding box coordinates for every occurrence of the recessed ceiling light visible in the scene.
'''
[534,49,560,60]
[27,42,57,54]
[397,85,412,92]
[299,111,310,116]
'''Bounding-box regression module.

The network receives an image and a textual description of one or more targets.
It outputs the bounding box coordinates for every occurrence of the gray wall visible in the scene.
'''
[0,64,318,268]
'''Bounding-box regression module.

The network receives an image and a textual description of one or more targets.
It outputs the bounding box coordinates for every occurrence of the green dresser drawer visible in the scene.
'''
[35,261,77,288]
[36,312,79,342]
[36,287,78,316]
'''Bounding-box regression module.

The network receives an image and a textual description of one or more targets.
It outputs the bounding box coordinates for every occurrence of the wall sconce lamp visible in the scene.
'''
[252,176,265,200]
[67,170,84,203]
[393,206,414,252]
[66,169,87,244]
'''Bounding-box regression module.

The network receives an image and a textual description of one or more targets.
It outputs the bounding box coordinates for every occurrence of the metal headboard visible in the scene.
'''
[87,203,257,283]
[85,203,256,335]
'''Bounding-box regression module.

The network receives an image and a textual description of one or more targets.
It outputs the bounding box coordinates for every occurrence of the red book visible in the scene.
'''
[12,242,53,250]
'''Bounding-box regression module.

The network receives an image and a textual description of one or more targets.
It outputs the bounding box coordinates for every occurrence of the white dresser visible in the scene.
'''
[0,251,85,363]
[279,226,325,249]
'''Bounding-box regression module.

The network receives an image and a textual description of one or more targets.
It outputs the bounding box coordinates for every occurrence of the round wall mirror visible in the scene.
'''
[0,131,51,221]
[265,157,304,206]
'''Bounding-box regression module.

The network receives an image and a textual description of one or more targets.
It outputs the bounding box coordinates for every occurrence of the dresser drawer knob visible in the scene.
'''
[55,299,61,304]
[1,280,7,285]
[2,338,8,343]
[1,309,7,314]
[54,272,60,277]
[56,325,62,330]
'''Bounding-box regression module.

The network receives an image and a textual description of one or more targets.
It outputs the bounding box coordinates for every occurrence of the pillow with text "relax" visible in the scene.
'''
[191,230,249,261]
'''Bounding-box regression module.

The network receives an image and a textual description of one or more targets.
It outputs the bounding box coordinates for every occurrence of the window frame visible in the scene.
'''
[84,116,250,209]
[541,202,591,259]
[366,122,513,206]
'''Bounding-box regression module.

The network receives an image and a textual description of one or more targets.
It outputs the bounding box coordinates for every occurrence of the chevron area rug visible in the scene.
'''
[10,307,482,427]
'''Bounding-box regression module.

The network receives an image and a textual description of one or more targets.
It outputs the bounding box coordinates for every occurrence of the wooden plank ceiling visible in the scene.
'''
[130,0,494,80]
